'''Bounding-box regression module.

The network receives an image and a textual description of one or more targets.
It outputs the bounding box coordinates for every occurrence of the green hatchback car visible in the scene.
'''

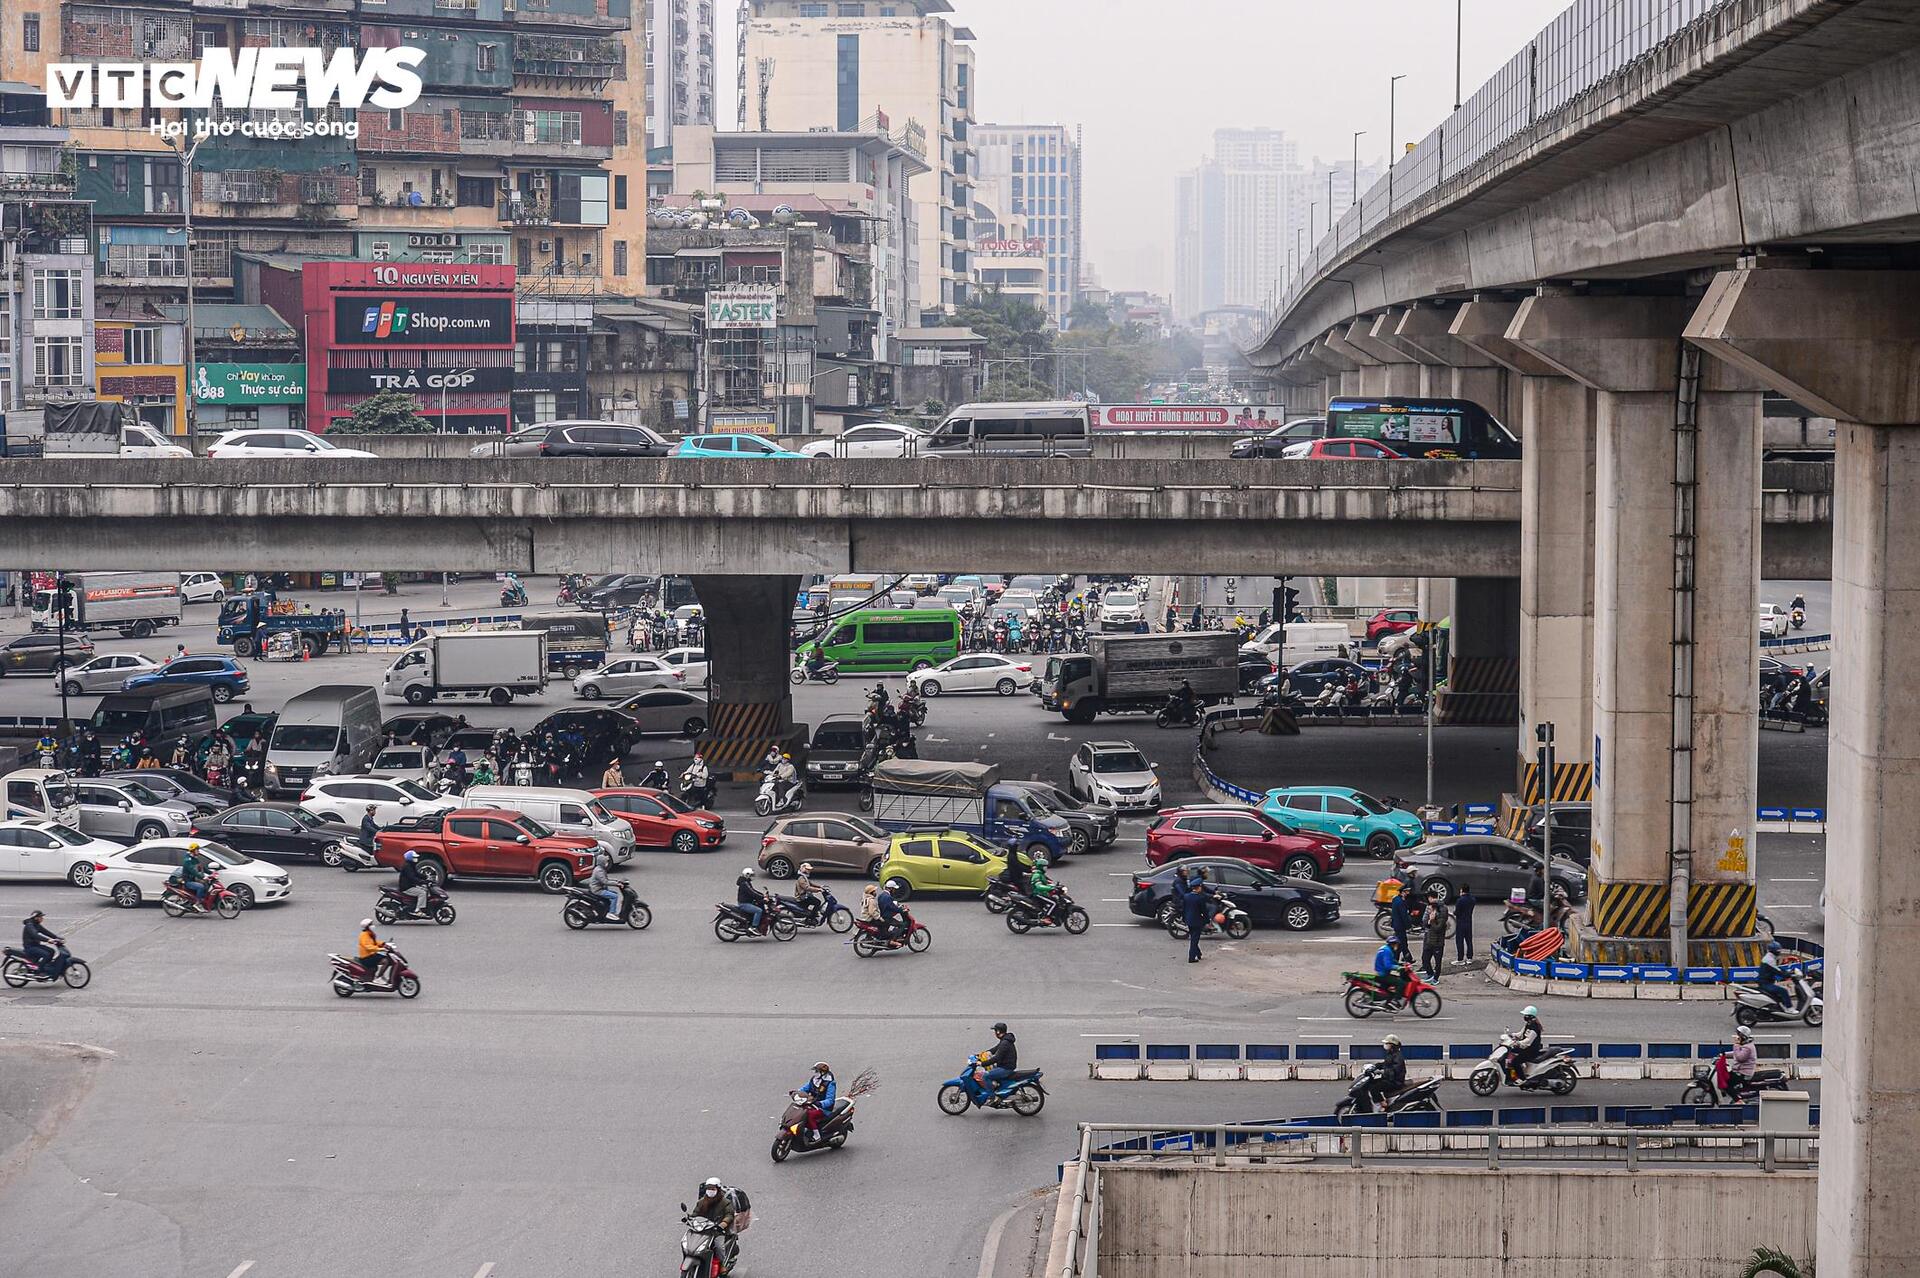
[1258,786,1425,859]
[875,830,1009,900]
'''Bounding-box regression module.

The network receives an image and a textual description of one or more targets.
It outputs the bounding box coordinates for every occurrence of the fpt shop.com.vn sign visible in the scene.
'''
[194,363,307,405]
[706,288,779,331]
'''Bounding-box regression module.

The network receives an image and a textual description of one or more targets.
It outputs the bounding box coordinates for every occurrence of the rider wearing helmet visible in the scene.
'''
[770,753,799,807]
[356,918,388,984]
[691,1175,736,1228]
[1027,853,1061,920]
[799,1060,836,1136]
[174,842,210,906]
[20,910,66,977]
[396,847,430,917]
[980,1022,1018,1091]
[1357,1033,1406,1109]
[1757,940,1791,1010]
[1727,1025,1759,1093]
[588,848,619,919]
[640,760,670,791]
[736,867,769,933]
[1506,1006,1546,1084]
[793,862,826,922]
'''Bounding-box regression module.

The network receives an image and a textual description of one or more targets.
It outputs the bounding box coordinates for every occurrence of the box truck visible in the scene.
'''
[32,572,182,639]
[1039,631,1241,723]
[383,632,548,705]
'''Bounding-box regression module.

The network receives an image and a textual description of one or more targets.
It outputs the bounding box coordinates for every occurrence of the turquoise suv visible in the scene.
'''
[1258,786,1425,859]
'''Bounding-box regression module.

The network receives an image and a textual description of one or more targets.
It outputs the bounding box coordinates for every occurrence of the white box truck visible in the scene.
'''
[382,631,548,705]
[32,572,183,639]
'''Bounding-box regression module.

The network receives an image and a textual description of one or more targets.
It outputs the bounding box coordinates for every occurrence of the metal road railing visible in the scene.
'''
[1263,0,1748,336]
[1057,1120,1816,1277]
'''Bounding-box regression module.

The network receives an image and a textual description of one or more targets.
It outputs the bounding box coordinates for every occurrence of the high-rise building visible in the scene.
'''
[970,123,1080,328]
[645,0,717,147]
[740,0,975,317]
[1173,127,1308,324]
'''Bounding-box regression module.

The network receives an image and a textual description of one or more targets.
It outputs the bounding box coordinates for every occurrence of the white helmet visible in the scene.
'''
[360,918,374,929]
[1733,1026,1753,1043]
[740,867,755,878]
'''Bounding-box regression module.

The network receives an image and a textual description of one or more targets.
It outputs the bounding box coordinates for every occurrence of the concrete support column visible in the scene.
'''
[1347,316,1420,398]
[688,573,802,774]
[1517,374,1596,777]
[1686,265,1920,1278]
[1507,293,1759,953]
[1317,329,1369,399]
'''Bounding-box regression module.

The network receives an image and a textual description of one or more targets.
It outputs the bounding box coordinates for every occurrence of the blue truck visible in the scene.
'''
[861,759,1073,859]
[216,594,350,657]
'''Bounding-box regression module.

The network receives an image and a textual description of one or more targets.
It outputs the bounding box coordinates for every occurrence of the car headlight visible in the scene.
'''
[697,819,719,829]
[314,761,334,776]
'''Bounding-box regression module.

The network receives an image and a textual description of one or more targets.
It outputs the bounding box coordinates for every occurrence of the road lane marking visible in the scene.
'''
[225,1264,255,1278]
[1769,877,1817,883]
[473,1265,496,1278]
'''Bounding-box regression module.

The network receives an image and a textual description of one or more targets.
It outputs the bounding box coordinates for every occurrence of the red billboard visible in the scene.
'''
[1089,404,1292,433]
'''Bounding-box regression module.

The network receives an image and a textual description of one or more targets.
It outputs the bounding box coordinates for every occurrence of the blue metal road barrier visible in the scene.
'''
[1488,936,1825,988]
[1092,1037,1823,1082]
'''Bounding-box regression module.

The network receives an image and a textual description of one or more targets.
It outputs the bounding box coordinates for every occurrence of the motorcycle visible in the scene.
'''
[1333,1064,1444,1118]
[773,887,854,933]
[1005,889,1090,935]
[501,583,529,608]
[1155,695,1200,729]
[1683,1053,1792,1106]
[374,883,457,926]
[790,659,840,685]
[752,774,805,818]
[851,908,930,957]
[1468,1034,1579,1097]
[1733,973,1823,1028]
[679,768,717,810]
[1342,966,1444,1019]
[162,874,244,919]
[770,1090,856,1163]
[562,879,652,930]
[896,690,928,728]
[1,944,91,989]
[713,900,799,943]
[676,1213,737,1277]
[1790,605,1806,631]
[1165,893,1253,941]
[936,1056,1046,1117]
[328,944,421,998]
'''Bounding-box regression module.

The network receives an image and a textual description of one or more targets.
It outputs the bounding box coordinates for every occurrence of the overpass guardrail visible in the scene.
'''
[1086,1037,1821,1083]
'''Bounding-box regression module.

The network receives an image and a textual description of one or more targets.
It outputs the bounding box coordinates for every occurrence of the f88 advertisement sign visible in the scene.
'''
[332,296,513,346]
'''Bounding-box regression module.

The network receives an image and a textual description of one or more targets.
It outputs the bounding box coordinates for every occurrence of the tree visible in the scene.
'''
[333,388,436,435]
[951,289,1056,401]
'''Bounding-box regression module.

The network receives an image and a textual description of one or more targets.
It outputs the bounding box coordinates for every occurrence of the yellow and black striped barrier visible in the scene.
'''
[1689,881,1758,939]
[696,700,802,776]
[1588,879,1760,941]
[1521,761,1594,804]
[1433,656,1518,726]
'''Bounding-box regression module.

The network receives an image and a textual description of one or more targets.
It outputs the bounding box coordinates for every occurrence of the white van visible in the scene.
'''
[462,785,636,862]
[265,685,384,799]
[2,768,81,827]
[1241,622,1354,667]
[923,401,1093,457]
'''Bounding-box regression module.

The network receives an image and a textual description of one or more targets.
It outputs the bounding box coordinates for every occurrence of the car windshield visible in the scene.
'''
[42,782,76,810]
[44,822,89,846]
[289,807,327,829]
[1103,593,1139,607]
[118,781,164,805]
[1092,750,1149,774]
[91,707,152,734]
[586,799,618,824]
[1352,792,1393,815]
[196,843,248,866]
[272,725,343,753]
[396,779,438,801]
[1020,788,1064,813]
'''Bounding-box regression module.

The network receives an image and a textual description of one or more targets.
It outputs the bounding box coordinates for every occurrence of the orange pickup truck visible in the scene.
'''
[374,808,598,892]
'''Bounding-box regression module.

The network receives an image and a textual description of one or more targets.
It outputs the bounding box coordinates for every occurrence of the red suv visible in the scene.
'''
[1145,805,1345,880]
[1366,608,1420,642]
[593,787,726,853]
[373,808,599,892]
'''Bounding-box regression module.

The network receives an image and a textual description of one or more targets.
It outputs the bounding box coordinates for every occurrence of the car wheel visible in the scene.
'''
[68,861,94,888]
[765,856,796,879]
[1282,856,1319,881]
[489,688,512,706]
[62,679,82,697]
[211,684,235,704]
[911,659,934,672]
[920,679,942,697]
[1365,832,1397,859]
[866,855,885,879]
[681,717,706,738]
[416,858,447,887]
[995,678,1017,696]
[321,844,343,867]
[539,861,574,893]
[1282,903,1314,931]
[579,684,601,700]
[1423,877,1454,903]
[111,881,141,908]
[135,821,166,841]
[404,686,430,706]
[1069,827,1089,855]
[672,830,699,855]
[211,590,225,603]
[883,876,912,901]
[1155,900,1177,928]
[227,883,255,908]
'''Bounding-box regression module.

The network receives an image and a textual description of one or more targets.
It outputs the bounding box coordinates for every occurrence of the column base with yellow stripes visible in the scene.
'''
[695,700,808,780]
[1578,876,1768,966]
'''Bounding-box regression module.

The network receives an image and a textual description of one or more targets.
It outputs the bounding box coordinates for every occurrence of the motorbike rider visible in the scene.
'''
[979,1022,1018,1091]
[1165,677,1197,722]
[858,883,882,933]
[736,868,769,934]
[639,760,670,791]
[358,804,380,854]
[1757,940,1792,1010]
[35,732,58,768]
[682,753,713,803]
[20,910,67,977]
[173,843,211,907]
[510,748,537,787]
[793,863,827,922]
[1505,1006,1547,1084]
[1355,1033,1406,1110]
[356,918,389,985]
[1727,1025,1759,1094]
[588,849,620,920]
[874,882,907,943]
[1790,592,1807,615]
[470,756,497,787]
[1371,939,1409,1005]
[396,849,431,918]
[689,1178,742,1262]
[993,842,1032,897]
[1026,854,1063,921]
[799,1061,836,1137]
[769,753,799,809]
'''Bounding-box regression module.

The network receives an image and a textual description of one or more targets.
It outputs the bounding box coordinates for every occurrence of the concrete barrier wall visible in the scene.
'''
[1091,1163,1814,1277]
[307,433,1238,460]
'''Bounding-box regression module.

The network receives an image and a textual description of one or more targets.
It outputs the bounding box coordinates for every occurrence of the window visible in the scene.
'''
[899,838,936,859]
[1217,816,1267,838]
[111,156,129,195]
[613,174,627,210]
[456,175,495,208]
[797,2,827,14]
[612,239,628,277]
[22,12,40,51]
[613,110,629,147]
[449,818,486,839]
[835,33,860,132]
[468,242,507,265]
[1282,794,1324,813]
[388,108,405,130]
[33,335,84,387]
[368,241,391,262]
[31,269,81,319]
[476,43,497,72]
[522,110,582,146]
[125,326,161,365]
[837,1,865,12]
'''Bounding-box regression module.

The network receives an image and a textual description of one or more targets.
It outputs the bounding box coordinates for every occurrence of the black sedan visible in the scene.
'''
[581,575,660,610]
[189,802,357,865]
[1273,658,1373,698]
[381,711,469,748]
[1127,856,1342,931]
[538,423,671,458]
[101,768,234,815]
[532,707,640,759]
[1237,653,1276,692]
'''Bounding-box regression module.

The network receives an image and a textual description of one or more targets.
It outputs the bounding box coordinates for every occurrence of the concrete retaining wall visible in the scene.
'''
[1089,1163,1813,1277]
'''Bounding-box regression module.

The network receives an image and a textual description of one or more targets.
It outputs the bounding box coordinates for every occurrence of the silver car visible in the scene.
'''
[469,425,550,459]
[609,689,710,737]
[573,656,681,700]
[55,652,162,696]
[369,745,436,785]
[73,777,195,843]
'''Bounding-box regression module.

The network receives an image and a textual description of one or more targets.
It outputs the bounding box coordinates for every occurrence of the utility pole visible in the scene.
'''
[1351,132,1367,210]
[1455,0,1465,110]
[1536,722,1556,927]
[1388,75,1405,212]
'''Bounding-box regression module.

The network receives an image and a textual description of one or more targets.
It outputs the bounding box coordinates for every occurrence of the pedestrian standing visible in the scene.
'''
[1181,869,1214,964]
[1388,885,1414,964]
[1420,895,1447,978]
[1163,604,1177,632]
[399,608,411,636]
[1453,885,1477,961]
[1189,603,1203,631]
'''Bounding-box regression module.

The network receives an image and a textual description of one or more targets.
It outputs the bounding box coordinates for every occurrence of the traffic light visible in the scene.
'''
[1282,582,1301,623]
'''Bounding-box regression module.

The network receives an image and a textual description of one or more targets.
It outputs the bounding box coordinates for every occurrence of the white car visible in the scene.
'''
[368,745,437,786]
[1067,740,1163,813]
[798,422,929,458]
[1759,604,1790,639]
[54,652,163,696]
[573,656,681,700]
[301,776,458,828]
[909,654,1034,697]
[180,572,227,604]
[1095,591,1145,631]
[92,838,291,909]
[0,818,121,887]
[205,429,378,459]
[656,647,709,688]
[902,574,940,594]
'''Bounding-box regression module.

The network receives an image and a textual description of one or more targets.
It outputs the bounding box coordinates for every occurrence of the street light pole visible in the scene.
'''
[1455,0,1465,110]
[1350,131,1367,210]
[168,134,205,438]
[1388,75,1406,212]
[1536,721,1556,926]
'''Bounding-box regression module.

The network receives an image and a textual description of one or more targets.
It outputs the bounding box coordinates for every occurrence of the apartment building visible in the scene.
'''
[644,0,716,146]
[0,84,95,414]
[969,123,1079,328]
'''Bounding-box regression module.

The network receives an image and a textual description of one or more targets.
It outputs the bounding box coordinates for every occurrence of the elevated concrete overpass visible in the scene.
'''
[0,456,1831,577]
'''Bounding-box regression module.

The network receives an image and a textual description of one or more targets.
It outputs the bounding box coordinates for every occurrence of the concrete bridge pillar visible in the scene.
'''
[1347,316,1421,398]
[1687,265,1920,1278]
[687,574,804,776]
[1311,332,1364,398]
[1434,576,1521,725]
[1393,302,1507,415]
[1506,293,1760,958]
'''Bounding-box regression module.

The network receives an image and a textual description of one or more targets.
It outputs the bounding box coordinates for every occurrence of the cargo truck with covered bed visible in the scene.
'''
[1039,631,1241,723]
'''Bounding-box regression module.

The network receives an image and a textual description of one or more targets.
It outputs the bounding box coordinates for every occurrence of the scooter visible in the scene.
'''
[1790,605,1806,631]
[1005,889,1090,935]
[679,767,717,810]
[1155,695,1200,729]
[1682,1054,1792,1106]
[713,900,798,942]
[562,879,652,930]
[374,882,457,926]
[752,774,805,818]
[790,659,839,685]
[851,908,930,957]
[1,944,91,989]
[1733,973,1824,1028]
[770,1091,856,1162]
[1342,965,1443,1018]
[1468,1035,1579,1097]
[896,690,928,728]
[327,945,421,998]
[676,1213,737,1277]
[162,874,244,919]
[773,887,853,933]
[501,582,529,608]
[1334,1064,1443,1117]
[936,1056,1046,1116]
[1165,893,1253,941]
[325,835,380,872]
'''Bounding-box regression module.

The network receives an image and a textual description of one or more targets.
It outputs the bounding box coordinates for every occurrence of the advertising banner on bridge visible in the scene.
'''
[192,363,307,404]
[1089,404,1291,433]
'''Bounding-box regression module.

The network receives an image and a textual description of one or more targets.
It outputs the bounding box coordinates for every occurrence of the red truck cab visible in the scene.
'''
[374,807,598,892]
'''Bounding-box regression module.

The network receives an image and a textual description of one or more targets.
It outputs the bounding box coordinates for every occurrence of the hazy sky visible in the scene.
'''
[716,1,1572,294]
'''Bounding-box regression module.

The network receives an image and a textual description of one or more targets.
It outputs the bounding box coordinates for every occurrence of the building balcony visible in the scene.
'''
[0,169,77,196]
[505,1,628,31]
[513,36,623,87]
[499,195,554,226]
[517,265,602,297]
[359,199,493,229]
[97,258,190,288]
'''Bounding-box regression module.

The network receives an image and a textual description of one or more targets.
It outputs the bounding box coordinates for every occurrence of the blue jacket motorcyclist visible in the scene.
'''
[800,1061,836,1134]
[1757,941,1791,1009]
